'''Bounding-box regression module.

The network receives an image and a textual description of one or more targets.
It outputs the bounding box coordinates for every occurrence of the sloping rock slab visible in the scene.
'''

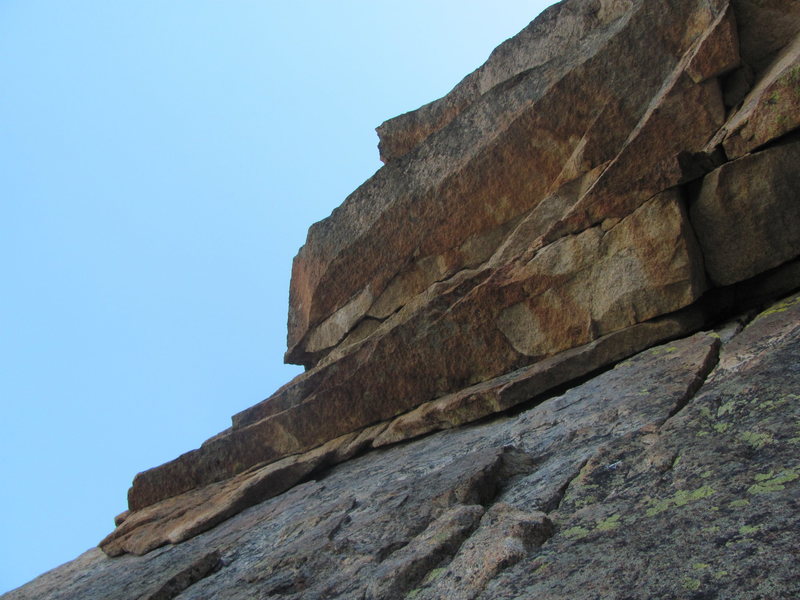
[461,293,800,600]
[375,0,638,163]
[373,307,709,447]
[100,424,387,557]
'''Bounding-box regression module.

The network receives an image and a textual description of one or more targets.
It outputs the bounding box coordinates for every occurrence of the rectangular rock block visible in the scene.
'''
[689,139,800,286]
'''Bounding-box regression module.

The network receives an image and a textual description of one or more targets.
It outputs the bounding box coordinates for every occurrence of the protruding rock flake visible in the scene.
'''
[6,0,800,598]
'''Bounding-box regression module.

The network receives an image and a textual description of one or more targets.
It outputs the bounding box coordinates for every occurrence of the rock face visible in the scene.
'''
[8,295,800,599]
[6,0,800,598]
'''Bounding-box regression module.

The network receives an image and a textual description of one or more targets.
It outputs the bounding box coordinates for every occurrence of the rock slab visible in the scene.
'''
[7,294,800,599]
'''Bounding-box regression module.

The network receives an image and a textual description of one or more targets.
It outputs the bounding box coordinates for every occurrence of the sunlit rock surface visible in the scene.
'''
[6,0,800,597]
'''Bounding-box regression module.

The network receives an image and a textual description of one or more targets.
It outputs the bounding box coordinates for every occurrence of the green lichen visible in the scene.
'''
[755,295,800,321]
[713,422,730,433]
[717,401,740,418]
[574,495,598,509]
[692,563,710,571]
[696,431,710,438]
[748,468,799,494]
[406,589,421,599]
[714,570,729,580]
[650,346,678,356]
[563,526,590,539]
[683,577,702,591]
[677,486,716,506]
[645,485,715,516]
[740,431,774,449]
[646,498,672,516]
[754,395,792,412]
[422,568,445,584]
[698,406,713,420]
[702,525,720,534]
[725,537,755,547]
[768,90,781,105]
[729,499,750,508]
[532,561,550,575]
[739,524,761,536]
[596,514,621,531]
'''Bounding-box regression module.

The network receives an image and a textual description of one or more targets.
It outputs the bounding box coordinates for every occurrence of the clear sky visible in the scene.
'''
[0,1,552,593]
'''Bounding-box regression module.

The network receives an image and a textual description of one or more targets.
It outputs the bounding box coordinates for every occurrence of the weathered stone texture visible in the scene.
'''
[691,140,800,286]
[287,0,734,369]
[8,1,800,596]
[716,31,800,159]
[375,0,639,163]
[9,294,800,600]
[128,189,706,511]
[112,0,800,542]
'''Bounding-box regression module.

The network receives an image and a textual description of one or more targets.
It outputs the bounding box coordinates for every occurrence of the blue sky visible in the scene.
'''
[0,1,551,593]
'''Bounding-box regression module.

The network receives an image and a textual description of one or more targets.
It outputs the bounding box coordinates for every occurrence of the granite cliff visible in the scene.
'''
[6,0,800,598]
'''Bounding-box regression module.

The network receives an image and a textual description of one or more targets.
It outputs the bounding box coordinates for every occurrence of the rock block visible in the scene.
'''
[690,140,800,286]
[287,0,732,369]
[732,0,800,73]
[717,31,800,159]
[375,0,640,163]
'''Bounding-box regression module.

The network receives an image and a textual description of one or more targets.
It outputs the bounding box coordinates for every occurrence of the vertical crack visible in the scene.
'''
[665,334,722,421]
[547,458,592,515]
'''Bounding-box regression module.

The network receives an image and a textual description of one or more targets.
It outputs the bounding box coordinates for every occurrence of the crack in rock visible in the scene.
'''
[138,551,220,600]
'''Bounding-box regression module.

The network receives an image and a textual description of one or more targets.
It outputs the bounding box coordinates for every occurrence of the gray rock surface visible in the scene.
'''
[6,293,799,599]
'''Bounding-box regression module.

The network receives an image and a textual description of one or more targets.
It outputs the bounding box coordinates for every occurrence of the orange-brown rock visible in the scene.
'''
[540,6,736,243]
[95,0,800,564]
[375,0,639,164]
[286,0,735,369]
[14,293,800,599]
[690,140,800,286]
[105,424,387,556]
[714,31,800,159]
[371,311,710,448]
[732,0,800,74]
